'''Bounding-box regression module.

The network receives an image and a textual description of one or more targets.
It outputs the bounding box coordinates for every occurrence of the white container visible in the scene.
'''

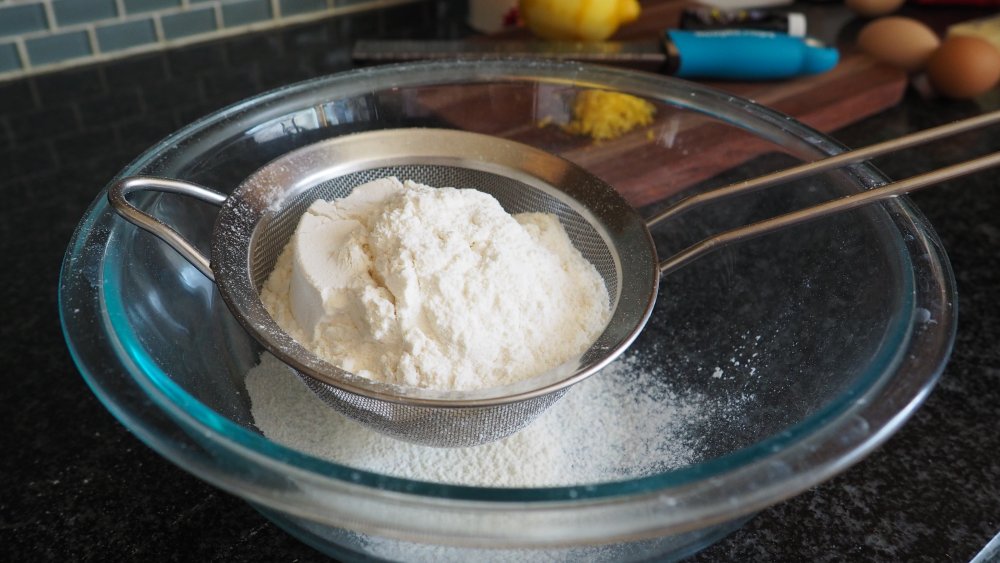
[468,0,520,33]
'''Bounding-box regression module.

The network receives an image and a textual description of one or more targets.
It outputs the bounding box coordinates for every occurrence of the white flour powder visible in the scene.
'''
[247,350,718,487]
[260,177,610,391]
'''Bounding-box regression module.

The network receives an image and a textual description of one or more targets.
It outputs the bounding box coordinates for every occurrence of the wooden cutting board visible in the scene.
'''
[608,0,907,135]
[413,0,907,206]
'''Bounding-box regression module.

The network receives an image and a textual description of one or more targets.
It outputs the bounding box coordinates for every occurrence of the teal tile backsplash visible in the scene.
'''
[26,30,92,66]
[0,4,49,38]
[0,43,21,73]
[123,0,182,14]
[161,8,219,40]
[97,19,157,52]
[222,0,273,27]
[0,0,420,81]
[52,0,118,26]
[281,0,330,17]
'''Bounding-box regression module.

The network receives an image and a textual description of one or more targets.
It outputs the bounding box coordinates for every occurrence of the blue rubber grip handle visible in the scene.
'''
[666,29,839,81]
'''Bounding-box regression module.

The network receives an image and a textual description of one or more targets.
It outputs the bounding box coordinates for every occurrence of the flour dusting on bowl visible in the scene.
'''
[247,349,752,486]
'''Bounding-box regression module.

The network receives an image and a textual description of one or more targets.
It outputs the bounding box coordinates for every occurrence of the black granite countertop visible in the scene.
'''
[3,2,999,561]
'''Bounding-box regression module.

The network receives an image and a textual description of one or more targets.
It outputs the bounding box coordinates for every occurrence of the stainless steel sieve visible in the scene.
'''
[109,115,1000,448]
[110,129,658,448]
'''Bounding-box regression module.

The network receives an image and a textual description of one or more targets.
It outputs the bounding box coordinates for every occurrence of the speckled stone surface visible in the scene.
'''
[2,2,999,562]
[688,91,1000,563]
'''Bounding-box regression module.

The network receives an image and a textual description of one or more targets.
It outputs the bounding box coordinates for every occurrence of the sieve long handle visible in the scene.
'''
[108,176,227,281]
[647,108,1000,227]
[656,150,1000,275]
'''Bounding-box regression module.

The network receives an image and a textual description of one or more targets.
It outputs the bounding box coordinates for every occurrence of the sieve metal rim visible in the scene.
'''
[209,128,660,408]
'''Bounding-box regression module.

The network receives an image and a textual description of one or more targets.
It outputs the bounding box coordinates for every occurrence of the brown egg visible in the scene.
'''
[845,0,905,18]
[857,17,940,72]
[927,35,1000,99]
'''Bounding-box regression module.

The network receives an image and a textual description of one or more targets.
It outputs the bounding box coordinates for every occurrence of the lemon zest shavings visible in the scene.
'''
[562,90,656,141]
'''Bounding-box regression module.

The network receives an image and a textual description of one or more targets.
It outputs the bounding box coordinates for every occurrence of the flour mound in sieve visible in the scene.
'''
[259,177,611,391]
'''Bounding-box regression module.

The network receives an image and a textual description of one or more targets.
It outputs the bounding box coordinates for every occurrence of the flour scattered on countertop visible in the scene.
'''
[247,350,740,487]
[259,177,610,391]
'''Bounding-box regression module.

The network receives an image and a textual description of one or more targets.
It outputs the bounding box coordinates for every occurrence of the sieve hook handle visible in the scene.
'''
[108,176,228,282]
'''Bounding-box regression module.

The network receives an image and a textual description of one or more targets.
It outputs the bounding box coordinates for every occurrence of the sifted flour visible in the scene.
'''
[260,177,610,391]
[247,350,719,487]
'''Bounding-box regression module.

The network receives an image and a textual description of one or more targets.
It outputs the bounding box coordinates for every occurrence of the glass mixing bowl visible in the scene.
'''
[60,60,955,561]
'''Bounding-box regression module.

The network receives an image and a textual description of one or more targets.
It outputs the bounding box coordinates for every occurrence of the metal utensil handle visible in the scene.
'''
[658,150,1000,275]
[107,176,228,281]
[648,108,1000,227]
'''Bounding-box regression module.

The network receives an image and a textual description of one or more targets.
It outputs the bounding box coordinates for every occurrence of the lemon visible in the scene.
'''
[520,0,641,41]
